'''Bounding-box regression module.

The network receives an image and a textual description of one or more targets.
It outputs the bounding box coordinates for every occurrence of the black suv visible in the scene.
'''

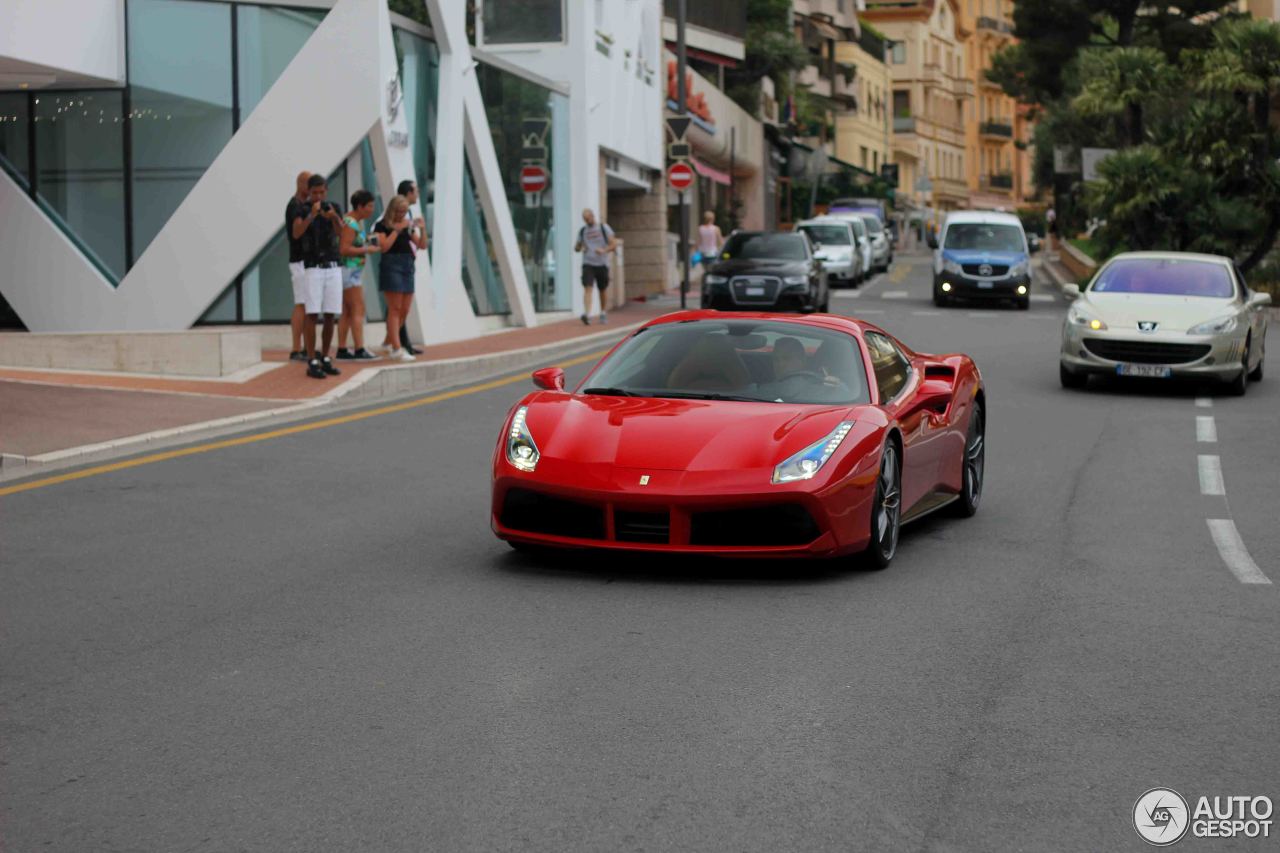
[701,231,828,313]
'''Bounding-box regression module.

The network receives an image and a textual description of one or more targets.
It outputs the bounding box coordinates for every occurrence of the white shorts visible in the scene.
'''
[289,261,306,306]
[303,265,343,315]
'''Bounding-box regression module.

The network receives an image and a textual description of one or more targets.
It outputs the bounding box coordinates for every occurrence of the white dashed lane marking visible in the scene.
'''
[881,291,909,300]
[1198,455,1225,495]
[1196,416,1217,443]
[1030,294,1055,303]
[1207,520,1272,584]
[1196,397,1213,408]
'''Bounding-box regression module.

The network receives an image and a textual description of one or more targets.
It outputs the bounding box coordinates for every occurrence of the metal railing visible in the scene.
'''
[989,173,1014,189]
[662,0,746,39]
[893,116,916,133]
[979,120,1013,138]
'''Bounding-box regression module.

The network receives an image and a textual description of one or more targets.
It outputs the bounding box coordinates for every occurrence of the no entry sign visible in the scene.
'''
[520,165,548,194]
[668,161,694,192]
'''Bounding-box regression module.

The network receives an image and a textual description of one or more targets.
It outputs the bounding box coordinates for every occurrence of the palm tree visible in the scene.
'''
[1073,47,1174,147]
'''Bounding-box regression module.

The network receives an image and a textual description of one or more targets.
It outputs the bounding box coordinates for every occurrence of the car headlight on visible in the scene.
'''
[1068,304,1107,331]
[1009,260,1029,277]
[942,259,963,275]
[506,406,540,472]
[772,421,855,484]
[783,275,809,287]
[1188,314,1238,335]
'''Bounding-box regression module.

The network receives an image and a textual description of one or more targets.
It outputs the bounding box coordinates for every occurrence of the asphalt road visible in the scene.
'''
[3,250,1278,851]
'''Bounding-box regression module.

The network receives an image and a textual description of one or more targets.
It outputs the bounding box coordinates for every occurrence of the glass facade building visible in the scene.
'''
[0,0,573,329]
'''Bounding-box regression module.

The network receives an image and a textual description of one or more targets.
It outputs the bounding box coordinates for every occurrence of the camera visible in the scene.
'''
[319,201,333,213]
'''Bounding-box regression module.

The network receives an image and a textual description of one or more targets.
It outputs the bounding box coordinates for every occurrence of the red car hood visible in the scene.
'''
[523,393,858,472]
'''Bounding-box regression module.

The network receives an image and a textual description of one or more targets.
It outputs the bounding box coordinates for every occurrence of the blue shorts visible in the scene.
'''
[342,266,364,290]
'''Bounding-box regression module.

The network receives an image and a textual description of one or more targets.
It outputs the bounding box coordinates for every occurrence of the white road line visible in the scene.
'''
[1206,519,1272,584]
[1195,397,1213,408]
[911,310,942,316]
[1196,416,1218,443]
[881,291,909,300]
[1198,455,1225,495]
[831,291,861,299]
[1030,294,1055,303]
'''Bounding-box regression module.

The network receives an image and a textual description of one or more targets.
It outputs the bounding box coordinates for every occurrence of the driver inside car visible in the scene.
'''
[755,336,847,401]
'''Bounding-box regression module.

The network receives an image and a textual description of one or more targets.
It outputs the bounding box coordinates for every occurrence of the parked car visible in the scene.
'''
[1059,251,1270,395]
[796,218,863,288]
[928,210,1034,309]
[701,231,829,313]
[829,210,892,273]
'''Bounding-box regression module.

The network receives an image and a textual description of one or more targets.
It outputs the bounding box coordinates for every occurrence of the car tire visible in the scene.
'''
[933,290,951,308]
[1060,363,1088,390]
[951,401,984,518]
[862,441,902,570]
[1016,297,1030,311]
[1248,342,1264,382]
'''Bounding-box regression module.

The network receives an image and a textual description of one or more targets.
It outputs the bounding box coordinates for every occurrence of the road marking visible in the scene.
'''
[881,291,909,300]
[911,310,942,316]
[1198,454,1225,495]
[1206,519,1272,584]
[1030,294,1055,303]
[0,348,611,498]
[1195,397,1213,408]
[832,291,861,299]
[1196,416,1217,443]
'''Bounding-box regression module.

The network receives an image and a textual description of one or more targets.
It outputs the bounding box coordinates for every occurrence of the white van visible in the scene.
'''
[927,210,1035,309]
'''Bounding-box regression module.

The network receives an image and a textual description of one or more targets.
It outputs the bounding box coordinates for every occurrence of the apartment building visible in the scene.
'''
[833,21,893,178]
[864,0,973,211]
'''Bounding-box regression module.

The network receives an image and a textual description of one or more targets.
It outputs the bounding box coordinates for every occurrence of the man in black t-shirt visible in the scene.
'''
[284,171,311,360]
[289,175,345,379]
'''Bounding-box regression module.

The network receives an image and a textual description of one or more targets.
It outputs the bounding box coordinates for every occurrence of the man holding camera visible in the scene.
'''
[290,174,344,379]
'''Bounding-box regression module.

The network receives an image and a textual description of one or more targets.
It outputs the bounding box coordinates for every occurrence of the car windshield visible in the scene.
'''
[582,320,871,405]
[1089,258,1235,298]
[798,224,851,245]
[943,223,1023,252]
[721,233,808,261]
[858,214,884,232]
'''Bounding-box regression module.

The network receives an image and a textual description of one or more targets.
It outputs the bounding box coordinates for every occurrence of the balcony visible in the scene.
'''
[893,115,917,133]
[953,78,975,99]
[857,27,887,62]
[979,120,1013,140]
[976,16,1014,38]
[981,173,1014,191]
[921,63,944,88]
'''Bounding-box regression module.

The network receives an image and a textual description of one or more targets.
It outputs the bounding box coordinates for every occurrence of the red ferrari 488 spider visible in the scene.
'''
[491,311,984,568]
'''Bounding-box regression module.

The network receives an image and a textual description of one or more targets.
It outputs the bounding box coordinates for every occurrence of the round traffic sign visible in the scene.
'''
[520,165,548,194]
[668,161,695,192]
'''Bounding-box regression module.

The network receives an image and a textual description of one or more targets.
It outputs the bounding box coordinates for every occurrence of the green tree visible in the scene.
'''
[725,0,809,118]
[1072,47,1175,146]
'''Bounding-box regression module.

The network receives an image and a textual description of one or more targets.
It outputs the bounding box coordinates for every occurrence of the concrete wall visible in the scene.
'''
[0,329,260,377]
[609,179,669,298]
[0,0,124,87]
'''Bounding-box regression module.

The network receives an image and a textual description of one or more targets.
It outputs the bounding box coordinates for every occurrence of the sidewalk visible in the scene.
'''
[0,296,684,471]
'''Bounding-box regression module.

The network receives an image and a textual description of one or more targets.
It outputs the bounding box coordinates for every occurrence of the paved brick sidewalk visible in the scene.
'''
[0,298,681,462]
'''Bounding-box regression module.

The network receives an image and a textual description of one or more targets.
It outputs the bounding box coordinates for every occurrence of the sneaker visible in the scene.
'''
[391,348,415,363]
[580,313,590,325]
[335,348,354,360]
[353,348,378,360]
[306,358,327,379]
[600,312,607,324]
[289,350,308,361]
[321,356,341,376]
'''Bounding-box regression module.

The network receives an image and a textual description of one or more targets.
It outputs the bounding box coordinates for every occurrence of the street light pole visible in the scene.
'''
[677,0,689,310]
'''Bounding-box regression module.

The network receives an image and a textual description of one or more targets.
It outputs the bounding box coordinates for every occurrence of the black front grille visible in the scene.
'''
[730,276,781,305]
[961,263,1009,276]
[500,488,606,540]
[615,510,671,543]
[690,504,821,547]
[1083,339,1212,365]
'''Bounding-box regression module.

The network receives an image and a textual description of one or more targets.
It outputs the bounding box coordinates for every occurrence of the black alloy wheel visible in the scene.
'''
[863,442,902,569]
[952,402,985,518]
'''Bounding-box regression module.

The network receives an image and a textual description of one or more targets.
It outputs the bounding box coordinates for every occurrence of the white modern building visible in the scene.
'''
[0,0,666,340]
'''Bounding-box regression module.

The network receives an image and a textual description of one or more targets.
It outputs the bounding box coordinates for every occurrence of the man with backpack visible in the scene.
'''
[575,208,619,325]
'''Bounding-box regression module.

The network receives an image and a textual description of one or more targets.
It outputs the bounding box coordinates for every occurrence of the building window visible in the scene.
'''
[890,41,906,64]
[128,0,235,260]
[893,90,910,118]
[33,91,128,280]
[0,93,30,187]
[482,0,565,44]
[237,6,326,120]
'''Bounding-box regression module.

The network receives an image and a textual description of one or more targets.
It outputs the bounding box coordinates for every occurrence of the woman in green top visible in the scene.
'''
[337,189,380,360]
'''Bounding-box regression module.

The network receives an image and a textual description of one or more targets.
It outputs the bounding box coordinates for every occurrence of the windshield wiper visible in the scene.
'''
[582,387,640,397]
[661,391,770,403]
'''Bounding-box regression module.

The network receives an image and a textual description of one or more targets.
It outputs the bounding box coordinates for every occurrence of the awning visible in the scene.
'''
[691,155,731,186]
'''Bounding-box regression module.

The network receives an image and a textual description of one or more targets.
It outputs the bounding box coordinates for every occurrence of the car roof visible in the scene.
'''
[796,218,853,228]
[943,211,1022,227]
[640,310,887,340]
[1103,250,1233,265]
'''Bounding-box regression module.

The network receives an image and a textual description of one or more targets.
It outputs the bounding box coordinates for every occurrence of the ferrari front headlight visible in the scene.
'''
[942,259,964,274]
[506,406,540,472]
[1188,314,1238,335]
[772,421,855,484]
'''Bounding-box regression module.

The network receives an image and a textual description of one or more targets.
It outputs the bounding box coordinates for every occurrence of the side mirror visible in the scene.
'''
[1063,283,1081,300]
[532,366,565,391]
[926,232,938,250]
[1248,291,1272,308]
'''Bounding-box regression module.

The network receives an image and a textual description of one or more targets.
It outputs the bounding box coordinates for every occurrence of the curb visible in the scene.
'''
[0,321,642,478]
[1035,256,1073,294]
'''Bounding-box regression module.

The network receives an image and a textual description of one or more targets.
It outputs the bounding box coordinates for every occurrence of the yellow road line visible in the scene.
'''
[0,348,609,498]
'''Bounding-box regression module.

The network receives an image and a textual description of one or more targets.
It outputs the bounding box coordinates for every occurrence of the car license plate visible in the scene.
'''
[746,286,765,296]
[1117,363,1172,378]
[977,281,994,289]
